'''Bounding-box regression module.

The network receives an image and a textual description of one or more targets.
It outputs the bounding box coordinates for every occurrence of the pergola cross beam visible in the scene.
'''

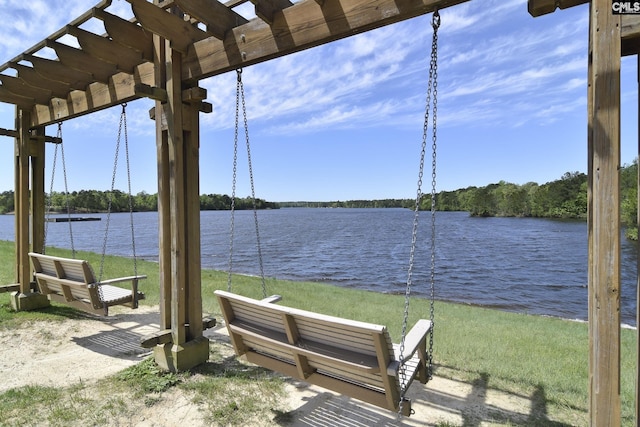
[0,0,474,128]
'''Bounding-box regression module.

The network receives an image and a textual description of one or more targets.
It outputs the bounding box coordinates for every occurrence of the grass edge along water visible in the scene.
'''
[0,240,636,426]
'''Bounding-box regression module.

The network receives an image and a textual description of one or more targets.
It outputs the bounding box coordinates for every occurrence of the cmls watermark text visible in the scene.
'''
[613,1,640,13]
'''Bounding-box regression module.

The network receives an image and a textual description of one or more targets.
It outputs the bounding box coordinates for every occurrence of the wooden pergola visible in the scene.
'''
[0,0,637,424]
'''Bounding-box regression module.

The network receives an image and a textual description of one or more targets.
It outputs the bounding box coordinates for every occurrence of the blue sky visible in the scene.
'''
[0,0,637,202]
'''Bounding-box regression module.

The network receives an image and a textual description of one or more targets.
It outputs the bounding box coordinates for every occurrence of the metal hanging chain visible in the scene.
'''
[99,104,132,304]
[44,125,60,254]
[44,123,76,257]
[59,125,76,257]
[227,73,240,291]
[122,105,139,278]
[229,69,267,298]
[428,11,439,381]
[398,9,439,416]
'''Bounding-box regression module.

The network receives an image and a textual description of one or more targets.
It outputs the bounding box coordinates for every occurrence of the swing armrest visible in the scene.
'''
[98,275,147,286]
[99,276,147,301]
[98,275,147,309]
[261,294,282,304]
[398,319,432,363]
[387,319,432,377]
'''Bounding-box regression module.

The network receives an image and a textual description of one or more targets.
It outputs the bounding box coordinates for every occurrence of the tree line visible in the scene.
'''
[0,190,277,214]
[0,162,637,238]
[278,199,415,209]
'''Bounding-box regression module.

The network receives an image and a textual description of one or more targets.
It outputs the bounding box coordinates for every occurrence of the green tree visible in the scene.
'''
[0,191,14,214]
[621,160,638,239]
[468,186,496,217]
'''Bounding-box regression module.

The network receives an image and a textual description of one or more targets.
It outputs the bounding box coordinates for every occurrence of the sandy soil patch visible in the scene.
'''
[0,306,546,426]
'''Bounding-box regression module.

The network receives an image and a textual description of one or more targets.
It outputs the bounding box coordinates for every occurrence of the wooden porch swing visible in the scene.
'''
[30,104,146,316]
[29,252,145,316]
[216,11,439,414]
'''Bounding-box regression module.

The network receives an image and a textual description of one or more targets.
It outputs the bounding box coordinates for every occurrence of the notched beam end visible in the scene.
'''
[251,0,294,25]
[203,316,217,330]
[28,134,62,144]
[140,317,217,348]
[0,128,19,138]
[183,86,207,103]
[528,0,588,17]
[135,83,168,102]
[199,101,213,114]
[149,100,213,119]
[528,0,560,17]
[140,329,172,348]
[43,135,63,144]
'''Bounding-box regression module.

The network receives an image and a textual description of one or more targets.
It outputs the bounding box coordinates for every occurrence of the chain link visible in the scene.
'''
[122,105,139,278]
[398,9,439,417]
[44,123,76,256]
[428,12,439,379]
[98,104,128,306]
[60,125,76,258]
[228,71,241,291]
[229,69,268,298]
[44,125,60,254]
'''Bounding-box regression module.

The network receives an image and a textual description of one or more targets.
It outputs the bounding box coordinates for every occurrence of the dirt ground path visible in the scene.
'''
[0,306,542,426]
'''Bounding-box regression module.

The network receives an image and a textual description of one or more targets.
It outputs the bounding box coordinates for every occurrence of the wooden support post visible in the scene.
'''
[152,4,208,372]
[636,53,640,427]
[15,107,30,293]
[588,1,621,425]
[10,108,49,311]
[184,100,204,342]
[168,44,188,352]
[155,31,172,344]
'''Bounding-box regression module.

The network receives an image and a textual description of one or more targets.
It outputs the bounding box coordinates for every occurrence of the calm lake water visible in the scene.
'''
[0,209,636,326]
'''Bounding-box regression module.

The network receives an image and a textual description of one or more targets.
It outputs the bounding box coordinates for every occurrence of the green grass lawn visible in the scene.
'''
[0,240,636,426]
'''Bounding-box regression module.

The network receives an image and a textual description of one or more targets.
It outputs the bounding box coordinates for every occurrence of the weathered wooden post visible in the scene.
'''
[636,53,640,427]
[152,3,208,371]
[15,108,30,295]
[10,107,49,310]
[588,0,621,425]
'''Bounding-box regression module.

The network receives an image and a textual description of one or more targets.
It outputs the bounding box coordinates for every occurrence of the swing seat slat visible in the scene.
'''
[215,290,431,416]
[29,252,146,316]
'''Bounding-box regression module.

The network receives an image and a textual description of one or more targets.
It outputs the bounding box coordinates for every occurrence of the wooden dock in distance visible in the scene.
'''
[45,217,101,222]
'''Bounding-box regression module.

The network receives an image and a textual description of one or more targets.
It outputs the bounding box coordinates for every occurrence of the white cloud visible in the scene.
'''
[0,0,90,60]
[268,100,402,134]
[0,0,593,140]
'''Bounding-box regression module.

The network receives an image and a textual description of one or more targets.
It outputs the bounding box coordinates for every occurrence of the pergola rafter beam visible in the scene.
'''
[32,63,155,126]
[93,8,155,61]
[0,75,52,105]
[46,40,118,83]
[24,54,94,90]
[183,0,473,83]
[0,87,36,109]
[174,0,249,40]
[9,63,71,99]
[67,26,146,74]
[127,0,212,54]
[0,0,473,126]
[250,0,294,25]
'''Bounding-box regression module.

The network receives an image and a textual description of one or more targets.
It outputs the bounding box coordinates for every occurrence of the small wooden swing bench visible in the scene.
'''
[29,252,146,316]
[215,290,432,416]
